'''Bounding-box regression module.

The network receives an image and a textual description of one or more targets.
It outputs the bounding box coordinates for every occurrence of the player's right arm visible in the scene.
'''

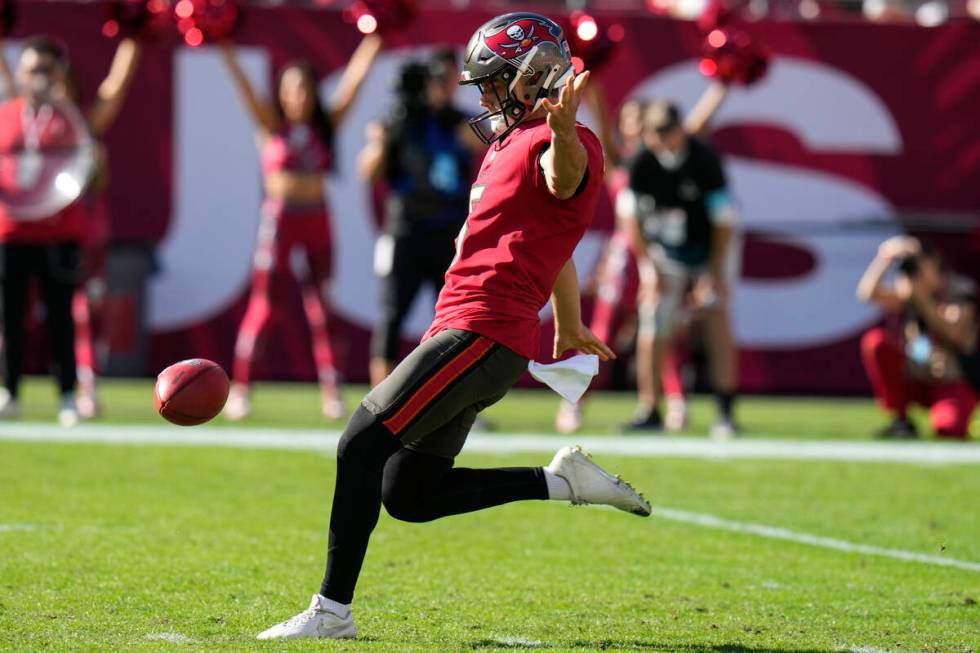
[219,41,279,135]
[856,236,919,312]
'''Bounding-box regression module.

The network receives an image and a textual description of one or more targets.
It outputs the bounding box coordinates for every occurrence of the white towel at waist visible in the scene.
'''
[527,354,599,404]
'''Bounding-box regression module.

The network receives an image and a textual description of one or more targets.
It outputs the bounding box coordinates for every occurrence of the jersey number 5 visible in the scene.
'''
[453,183,487,265]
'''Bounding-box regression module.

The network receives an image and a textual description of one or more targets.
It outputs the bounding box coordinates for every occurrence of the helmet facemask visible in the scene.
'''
[462,43,574,145]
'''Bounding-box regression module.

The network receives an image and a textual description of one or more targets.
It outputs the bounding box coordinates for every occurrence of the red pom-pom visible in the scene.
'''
[567,12,622,73]
[103,0,172,40]
[697,0,737,34]
[697,0,769,87]
[697,0,759,33]
[700,26,770,86]
[344,0,416,35]
[174,0,239,47]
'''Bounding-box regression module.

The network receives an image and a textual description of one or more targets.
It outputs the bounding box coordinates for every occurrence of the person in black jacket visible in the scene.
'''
[359,49,483,386]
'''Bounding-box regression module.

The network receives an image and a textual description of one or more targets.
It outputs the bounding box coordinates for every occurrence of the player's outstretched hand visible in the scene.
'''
[554,321,616,361]
[542,70,590,139]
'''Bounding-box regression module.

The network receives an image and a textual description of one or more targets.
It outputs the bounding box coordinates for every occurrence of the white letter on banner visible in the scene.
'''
[149,47,266,330]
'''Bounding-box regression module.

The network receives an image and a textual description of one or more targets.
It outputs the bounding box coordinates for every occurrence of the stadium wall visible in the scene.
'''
[7,3,980,393]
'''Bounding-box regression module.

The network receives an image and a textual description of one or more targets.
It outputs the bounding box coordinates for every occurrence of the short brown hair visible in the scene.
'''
[22,36,67,65]
[643,100,681,134]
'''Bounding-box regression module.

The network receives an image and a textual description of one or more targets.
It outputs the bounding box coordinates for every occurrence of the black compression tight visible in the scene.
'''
[319,406,547,604]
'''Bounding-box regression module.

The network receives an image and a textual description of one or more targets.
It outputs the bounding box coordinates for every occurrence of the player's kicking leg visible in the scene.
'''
[256,329,650,640]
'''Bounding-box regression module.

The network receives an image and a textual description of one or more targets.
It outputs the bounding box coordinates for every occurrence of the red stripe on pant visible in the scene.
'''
[383,336,495,435]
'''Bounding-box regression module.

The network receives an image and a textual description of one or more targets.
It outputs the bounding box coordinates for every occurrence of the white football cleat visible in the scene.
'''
[256,595,356,640]
[0,388,21,420]
[58,394,80,428]
[547,446,651,517]
[710,419,737,441]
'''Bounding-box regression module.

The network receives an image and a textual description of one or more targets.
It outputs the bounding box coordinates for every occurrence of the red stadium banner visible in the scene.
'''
[6,4,980,393]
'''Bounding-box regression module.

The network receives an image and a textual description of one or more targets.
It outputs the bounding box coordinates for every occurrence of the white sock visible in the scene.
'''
[543,469,572,500]
[316,594,351,617]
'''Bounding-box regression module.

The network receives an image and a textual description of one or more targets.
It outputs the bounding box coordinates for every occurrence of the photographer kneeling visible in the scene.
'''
[857,236,979,439]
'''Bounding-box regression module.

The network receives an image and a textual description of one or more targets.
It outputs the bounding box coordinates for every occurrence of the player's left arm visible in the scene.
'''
[708,199,736,299]
[89,37,142,137]
[539,71,591,200]
[551,257,615,361]
[704,149,738,299]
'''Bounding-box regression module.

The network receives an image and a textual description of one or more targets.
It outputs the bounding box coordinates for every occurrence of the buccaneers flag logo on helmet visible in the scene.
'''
[460,12,574,145]
[484,17,564,59]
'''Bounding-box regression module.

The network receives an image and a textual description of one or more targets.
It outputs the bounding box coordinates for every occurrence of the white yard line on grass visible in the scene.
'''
[3,423,977,574]
[651,507,980,573]
[0,422,978,464]
[0,523,37,533]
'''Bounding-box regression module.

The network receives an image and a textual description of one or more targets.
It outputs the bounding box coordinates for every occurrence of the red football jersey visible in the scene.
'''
[424,118,604,360]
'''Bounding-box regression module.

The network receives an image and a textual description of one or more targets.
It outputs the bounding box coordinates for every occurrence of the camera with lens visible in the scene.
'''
[897,254,920,277]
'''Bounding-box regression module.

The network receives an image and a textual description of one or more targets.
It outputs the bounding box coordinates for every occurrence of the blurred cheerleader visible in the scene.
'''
[220,34,382,420]
[57,38,142,418]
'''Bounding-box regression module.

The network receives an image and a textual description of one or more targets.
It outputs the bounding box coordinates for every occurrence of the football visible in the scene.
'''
[154,358,230,426]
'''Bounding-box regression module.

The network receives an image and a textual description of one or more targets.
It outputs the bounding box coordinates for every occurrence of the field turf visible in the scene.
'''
[1,378,978,652]
[5,377,974,440]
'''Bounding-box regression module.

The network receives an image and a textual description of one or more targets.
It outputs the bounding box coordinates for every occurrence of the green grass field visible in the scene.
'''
[6,376,978,439]
[1,378,978,652]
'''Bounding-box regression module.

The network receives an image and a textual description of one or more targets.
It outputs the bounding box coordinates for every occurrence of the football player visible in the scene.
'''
[256,13,650,641]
